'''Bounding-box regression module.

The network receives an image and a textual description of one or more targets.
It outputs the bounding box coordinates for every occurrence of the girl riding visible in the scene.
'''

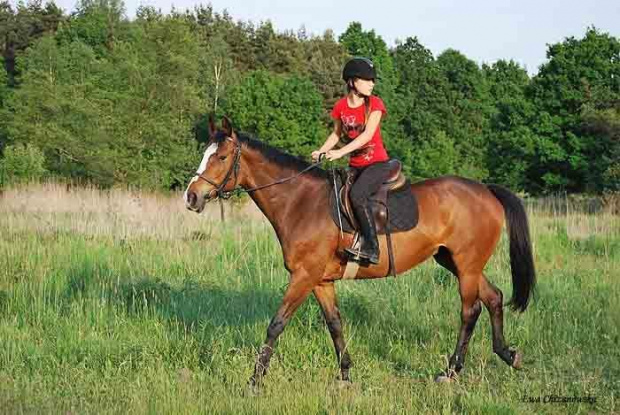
[312,57,393,264]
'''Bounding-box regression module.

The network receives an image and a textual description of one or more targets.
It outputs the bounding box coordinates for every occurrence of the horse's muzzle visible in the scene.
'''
[186,191,198,208]
[185,191,205,213]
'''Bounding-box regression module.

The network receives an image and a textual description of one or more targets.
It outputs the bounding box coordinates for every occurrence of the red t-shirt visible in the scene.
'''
[330,95,389,168]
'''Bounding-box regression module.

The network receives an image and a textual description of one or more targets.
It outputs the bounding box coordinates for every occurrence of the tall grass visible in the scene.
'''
[0,183,618,414]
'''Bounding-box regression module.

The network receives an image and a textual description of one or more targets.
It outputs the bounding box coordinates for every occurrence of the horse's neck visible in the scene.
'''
[240,149,328,239]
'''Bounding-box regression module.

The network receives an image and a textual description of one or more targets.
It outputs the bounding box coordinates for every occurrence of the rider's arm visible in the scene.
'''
[317,119,342,153]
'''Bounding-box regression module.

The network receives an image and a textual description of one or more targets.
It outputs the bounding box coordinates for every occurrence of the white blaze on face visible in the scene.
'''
[184,143,219,204]
[197,143,219,175]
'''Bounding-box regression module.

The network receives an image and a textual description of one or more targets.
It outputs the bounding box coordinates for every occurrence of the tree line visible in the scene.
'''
[0,0,618,194]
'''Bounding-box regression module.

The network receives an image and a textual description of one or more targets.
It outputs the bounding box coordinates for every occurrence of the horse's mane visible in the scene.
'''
[233,133,329,180]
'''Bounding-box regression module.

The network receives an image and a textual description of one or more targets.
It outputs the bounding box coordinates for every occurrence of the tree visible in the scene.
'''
[3,15,210,189]
[0,0,64,86]
[483,60,536,190]
[528,27,620,192]
[392,39,492,180]
[98,14,211,188]
[578,105,620,191]
[3,36,109,182]
[436,49,493,179]
[0,57,9,154]
[56,0,128,56]
[1,4,616,195]
[392,37,450,176]
[0,56,7,104]
[302,30,348,117]
[0,142,47,185]
[192,32,238,147]
[221,71,326,158]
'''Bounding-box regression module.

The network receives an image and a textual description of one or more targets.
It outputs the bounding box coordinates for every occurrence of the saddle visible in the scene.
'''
[330,160,418,235]
[329,160,419,279]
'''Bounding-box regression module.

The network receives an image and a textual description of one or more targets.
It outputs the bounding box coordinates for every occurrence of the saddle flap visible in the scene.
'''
[336,160,413,235]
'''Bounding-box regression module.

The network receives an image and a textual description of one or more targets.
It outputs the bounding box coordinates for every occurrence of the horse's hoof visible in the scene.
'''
[434,373,456,383]
[247,378,262,396]
[336,379,353,390]
[511,351,523,370]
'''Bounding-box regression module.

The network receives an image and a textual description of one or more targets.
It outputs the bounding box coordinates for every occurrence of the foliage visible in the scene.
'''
[55,0,128,56]
[579,105,620,191]
[0,0,64,86]
[0,142,47,185]
[0,6,618,194]
[221,70,326,157]
[2,14,208,189]
[527,27,620,192]
[483,59,535,190]
[0,56,7,105]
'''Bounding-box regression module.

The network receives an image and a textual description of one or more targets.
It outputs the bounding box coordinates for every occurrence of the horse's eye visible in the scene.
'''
[219,155,228,161]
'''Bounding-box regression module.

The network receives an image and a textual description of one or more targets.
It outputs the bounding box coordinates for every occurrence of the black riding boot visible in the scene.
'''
[345,203,380,264]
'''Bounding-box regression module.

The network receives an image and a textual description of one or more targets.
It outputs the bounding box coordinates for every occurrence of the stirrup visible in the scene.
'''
[344,247,379,265]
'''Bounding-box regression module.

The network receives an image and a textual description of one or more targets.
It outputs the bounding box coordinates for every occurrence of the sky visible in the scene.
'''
[49,0,620,74]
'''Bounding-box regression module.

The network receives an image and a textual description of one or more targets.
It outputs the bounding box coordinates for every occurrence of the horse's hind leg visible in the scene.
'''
[438,273,483,381]
[313,282,352,382]
[434,249,483,381]
[479,276,522,369]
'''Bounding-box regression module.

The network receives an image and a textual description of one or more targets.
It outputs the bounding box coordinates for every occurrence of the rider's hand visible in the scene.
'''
[326,150,344,161]
[311,151,323,162]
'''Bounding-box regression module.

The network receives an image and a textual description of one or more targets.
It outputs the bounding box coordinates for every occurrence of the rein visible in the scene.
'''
[195,139,327,200]
[239,159,326,195]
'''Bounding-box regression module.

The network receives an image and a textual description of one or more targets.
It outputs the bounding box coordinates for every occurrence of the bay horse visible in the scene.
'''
[184,116,536,386]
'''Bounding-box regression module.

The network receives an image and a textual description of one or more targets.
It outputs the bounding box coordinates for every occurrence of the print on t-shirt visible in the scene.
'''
[342,115,364,137]
[340,113,376,162]
[331,95,389,167]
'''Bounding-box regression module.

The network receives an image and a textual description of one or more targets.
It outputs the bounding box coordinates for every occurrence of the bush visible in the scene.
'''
[0,143,48,185]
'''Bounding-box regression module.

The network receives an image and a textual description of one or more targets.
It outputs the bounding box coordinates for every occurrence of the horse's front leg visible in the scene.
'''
[249,270,318,389]
[313,282,352,382]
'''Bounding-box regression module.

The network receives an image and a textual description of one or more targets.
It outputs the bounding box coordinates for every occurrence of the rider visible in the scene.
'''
[312,57,392,265]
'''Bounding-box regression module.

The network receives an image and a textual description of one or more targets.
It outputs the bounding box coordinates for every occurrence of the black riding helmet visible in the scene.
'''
[342,57,377,82]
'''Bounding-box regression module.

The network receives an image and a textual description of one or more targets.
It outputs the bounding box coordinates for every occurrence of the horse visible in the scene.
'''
[184,116,536,387]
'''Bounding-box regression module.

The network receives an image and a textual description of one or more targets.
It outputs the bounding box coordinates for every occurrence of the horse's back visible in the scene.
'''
[409,176,505,254]
[411,175,502,210]
[411,175,488,193]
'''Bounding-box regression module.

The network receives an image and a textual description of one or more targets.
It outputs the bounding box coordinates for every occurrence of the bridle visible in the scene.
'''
[193,136,326,200]
[194,137,242,200]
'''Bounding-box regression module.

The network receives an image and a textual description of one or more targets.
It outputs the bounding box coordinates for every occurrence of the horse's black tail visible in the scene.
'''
[487,184,536,313]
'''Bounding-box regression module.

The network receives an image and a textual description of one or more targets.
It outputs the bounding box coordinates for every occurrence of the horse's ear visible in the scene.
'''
[208,113,217,138]
[221,116,236,139]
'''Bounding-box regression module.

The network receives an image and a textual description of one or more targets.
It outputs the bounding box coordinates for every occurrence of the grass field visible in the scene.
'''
[0,183,618,414]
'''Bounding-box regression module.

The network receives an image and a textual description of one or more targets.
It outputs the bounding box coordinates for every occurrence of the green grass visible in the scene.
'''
[0,184,618,414]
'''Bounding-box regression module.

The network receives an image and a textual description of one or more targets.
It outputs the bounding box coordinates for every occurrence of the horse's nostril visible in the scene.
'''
[188,192,197,206]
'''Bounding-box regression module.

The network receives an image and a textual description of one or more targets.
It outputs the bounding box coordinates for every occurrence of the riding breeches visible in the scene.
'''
[349,160,394,207]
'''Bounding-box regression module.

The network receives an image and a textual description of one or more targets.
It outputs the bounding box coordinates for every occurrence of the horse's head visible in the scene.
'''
[184,115,241,213]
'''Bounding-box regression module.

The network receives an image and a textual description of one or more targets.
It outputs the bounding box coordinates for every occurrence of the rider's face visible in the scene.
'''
[354,78,375,96]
